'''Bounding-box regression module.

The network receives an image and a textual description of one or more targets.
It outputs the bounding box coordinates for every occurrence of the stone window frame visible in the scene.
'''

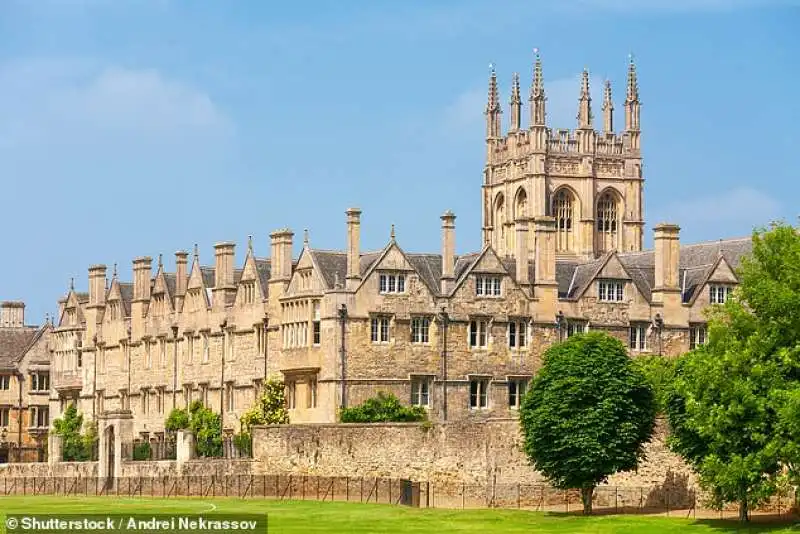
[507,317,530,350]
[30,371,50,392]
[182,384,193,408]
[410,316,432,345]
[0,406,9,427]
[565,320,588,339]
[0,374,9,390]
[286,380,297,410]
[119,389,129,411]
[96,390,105,415]
[629,322,649,352]
[29,405,49,429]
[475,275,502,297]
[378,272,407,295]
[409,375,433,407]
[225,381,235,413]
[507,375,530,410]
[469,317,490,349]
[689,323,707,350]
[140,387,150,415]
[597,279,625,302]
[198,382,209,407]
[468,375,492,410]
[370,314,392,344]
[709,284,733,305]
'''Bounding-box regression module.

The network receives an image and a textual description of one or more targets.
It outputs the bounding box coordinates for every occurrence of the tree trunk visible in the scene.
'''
[581,485,594,515]
[738,497,749,522]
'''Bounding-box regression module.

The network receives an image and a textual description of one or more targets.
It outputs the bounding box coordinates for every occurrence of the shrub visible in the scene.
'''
[233,432,252,457]
[163,401,223,458]
[132,441,151,461]
[240,377,289,433]
[52,404,97,462]
[339,392,428,423]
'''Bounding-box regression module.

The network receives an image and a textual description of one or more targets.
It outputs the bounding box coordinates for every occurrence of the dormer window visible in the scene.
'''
[108,301,121,321]
[379,273,406,294]
[242,281,256,304]
[152,294,166,316]
[298,270,313,291]
[476,276,502,297]
[709,285,733,305]
[598,280,624,302]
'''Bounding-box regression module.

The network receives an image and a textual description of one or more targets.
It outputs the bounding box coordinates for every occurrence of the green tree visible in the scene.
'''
[520,332,656,515]
[665,222,800,521]
[339,392,428,423]
[163,402,222,457]
[52,404,96,461]
[633,355,677,414]
[239,377,289,433]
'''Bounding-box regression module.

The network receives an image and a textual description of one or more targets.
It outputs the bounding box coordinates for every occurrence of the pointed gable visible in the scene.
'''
[451,245,509,295]
[236,248,267,305]
[186,254,211,310]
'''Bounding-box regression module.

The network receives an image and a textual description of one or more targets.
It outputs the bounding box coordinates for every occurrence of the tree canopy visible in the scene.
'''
[520,331,656,514]
[665,221,800,521]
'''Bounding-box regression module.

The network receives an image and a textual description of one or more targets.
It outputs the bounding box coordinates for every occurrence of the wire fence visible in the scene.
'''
[0,475,797,517]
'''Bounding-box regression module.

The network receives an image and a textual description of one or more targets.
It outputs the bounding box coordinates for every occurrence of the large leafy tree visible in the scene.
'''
[666,222,800,521]
[52,404,97,461]
[520,331,656,514]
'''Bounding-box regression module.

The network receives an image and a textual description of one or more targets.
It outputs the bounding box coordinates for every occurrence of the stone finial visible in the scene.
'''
[390,224,396,242]
[70,277,74,291]
[626,53,639,103]
[530,48,544,100]
[485,63,499,113]
[112,263,118,279]
[193,243,199,260]
[510,72,521,105]
[303,229,309,248]
[248,235,253,253]
[158,253,163,270]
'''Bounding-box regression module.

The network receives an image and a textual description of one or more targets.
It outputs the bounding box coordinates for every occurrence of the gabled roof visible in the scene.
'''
[0,324,49,371]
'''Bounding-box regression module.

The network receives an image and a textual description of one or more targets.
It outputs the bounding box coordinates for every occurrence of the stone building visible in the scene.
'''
[50,55,751,438]
[0,301,52,462]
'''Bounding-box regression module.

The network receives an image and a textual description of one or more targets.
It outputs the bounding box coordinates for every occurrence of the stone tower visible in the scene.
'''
[481,52,644,261]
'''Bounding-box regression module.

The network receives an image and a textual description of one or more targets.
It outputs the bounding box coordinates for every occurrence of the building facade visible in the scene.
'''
[50,55,750,438]
[0,301,52,462]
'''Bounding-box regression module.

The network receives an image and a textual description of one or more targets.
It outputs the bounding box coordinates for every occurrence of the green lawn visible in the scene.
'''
[0,496,797,533]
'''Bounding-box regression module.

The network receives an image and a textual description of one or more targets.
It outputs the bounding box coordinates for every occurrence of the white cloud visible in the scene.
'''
[651,187,782,230]
[0,58,233,152]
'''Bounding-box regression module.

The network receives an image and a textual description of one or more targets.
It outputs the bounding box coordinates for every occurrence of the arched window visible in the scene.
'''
[553,189,574,253]
[596,191,620,253]
[494,194,506,254]
[514,188,528,220]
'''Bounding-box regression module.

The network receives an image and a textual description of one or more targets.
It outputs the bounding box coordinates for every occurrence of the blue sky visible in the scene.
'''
[1,0,798,323]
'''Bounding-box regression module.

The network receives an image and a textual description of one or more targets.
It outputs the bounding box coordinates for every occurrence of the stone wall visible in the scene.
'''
[251,417,696,490]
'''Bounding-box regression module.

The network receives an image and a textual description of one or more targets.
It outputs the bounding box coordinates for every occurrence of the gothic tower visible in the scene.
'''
[481,51,644,261]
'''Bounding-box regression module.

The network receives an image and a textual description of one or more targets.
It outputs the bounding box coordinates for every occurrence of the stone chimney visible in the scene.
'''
[652,223,681,307]
[213,242,236,308]
[440,210,456,294]
[0,301,24,328]
[132,257,152,302]
[346,208,362,290]
[88,265,107,307]
[533,216,558,320]
[269,229,294,281]
[515,218,530,287]
[175,251,188,294]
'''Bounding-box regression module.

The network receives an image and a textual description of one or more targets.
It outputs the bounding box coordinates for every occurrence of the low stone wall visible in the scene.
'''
[251,417,696,491]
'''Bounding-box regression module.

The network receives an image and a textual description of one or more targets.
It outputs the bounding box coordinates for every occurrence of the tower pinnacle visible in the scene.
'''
[509,72,522,132]
[624,54,641,149]
[602,80,614,133]
[529,49,545,126]
[485,64,502,139]
[577,69,593,129]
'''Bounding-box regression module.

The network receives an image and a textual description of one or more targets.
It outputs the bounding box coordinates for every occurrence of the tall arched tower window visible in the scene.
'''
[493,194,506,255]
[596,191,620,254]
[514,188,528,220]
[553,189,575,253]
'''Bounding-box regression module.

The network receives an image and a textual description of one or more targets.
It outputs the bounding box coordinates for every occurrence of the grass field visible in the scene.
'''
[1,496,799,533]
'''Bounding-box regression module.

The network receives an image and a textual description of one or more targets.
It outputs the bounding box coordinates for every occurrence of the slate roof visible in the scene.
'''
[76,236,752,310]
[0,325,45,371]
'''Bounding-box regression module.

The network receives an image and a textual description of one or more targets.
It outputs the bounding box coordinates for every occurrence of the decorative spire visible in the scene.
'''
[193,243,199,260]
[626,54,639,103]
[602,80,614,133]
[577,68,593,129]
[70,277,74,291]
[303,229,309,248]
[158,253,163,270]
[112,263,118,279]
[624,53,641,141]
[509,72,522,132]
[485,63,502,139]
[529,49,546,126]
[45,312,50,325]
[390,224,396,242]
